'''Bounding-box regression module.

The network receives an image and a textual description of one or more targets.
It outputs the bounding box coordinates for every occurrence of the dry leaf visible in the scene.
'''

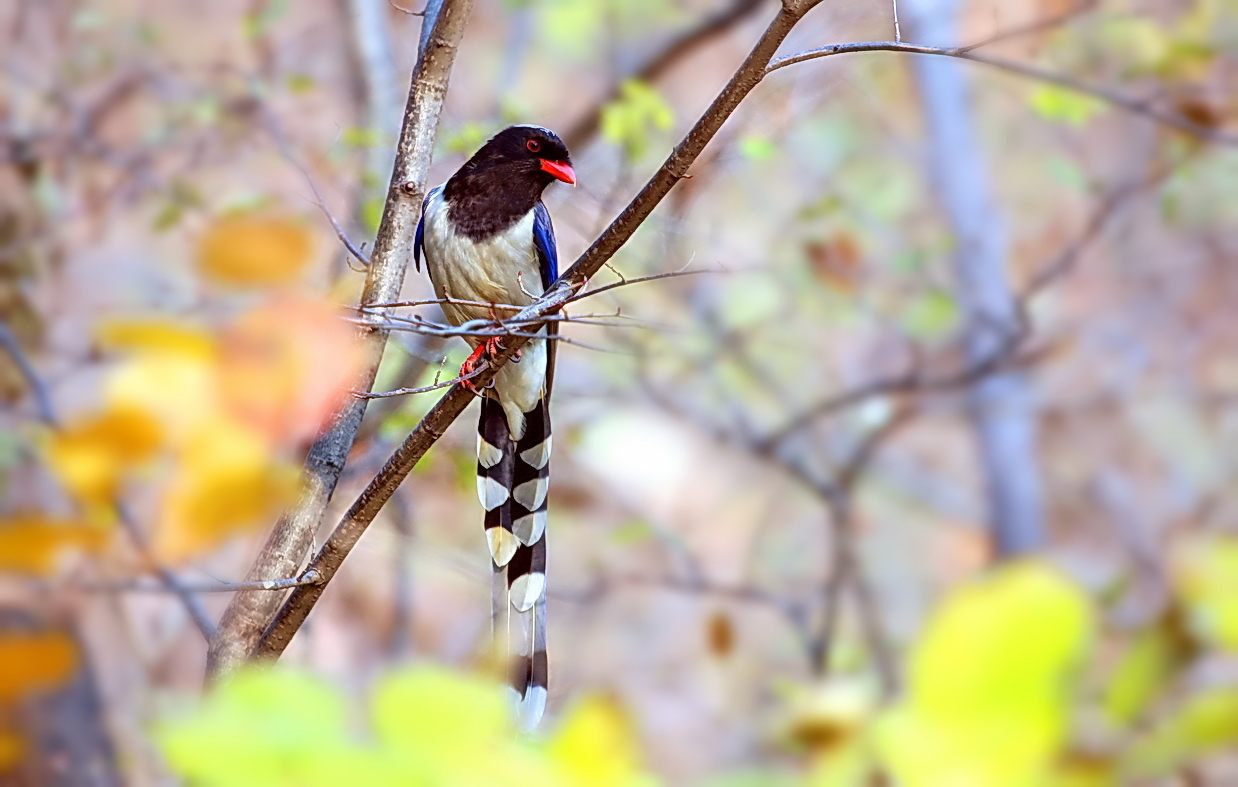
[806,233,862,292]
[706,610,735,658]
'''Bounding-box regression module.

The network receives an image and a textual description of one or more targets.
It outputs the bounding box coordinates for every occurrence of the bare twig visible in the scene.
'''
[0,319,56,426]
[115,504,217,639]
[262,110,371,267]
[63,571,322,594]
[208,0,478,679]
[766,41,1238,146]
[353,364,486,398]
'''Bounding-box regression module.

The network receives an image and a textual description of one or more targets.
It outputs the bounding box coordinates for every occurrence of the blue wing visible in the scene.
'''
[413,191,431,272]
[532,202,558,290]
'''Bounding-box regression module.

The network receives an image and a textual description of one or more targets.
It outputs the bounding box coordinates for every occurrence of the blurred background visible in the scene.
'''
[2,0,1238,783]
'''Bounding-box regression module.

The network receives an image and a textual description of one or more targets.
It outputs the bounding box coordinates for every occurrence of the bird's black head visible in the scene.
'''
[443,125,575,241]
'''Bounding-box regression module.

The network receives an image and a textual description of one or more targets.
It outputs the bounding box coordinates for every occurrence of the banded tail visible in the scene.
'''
[477,394,550,729]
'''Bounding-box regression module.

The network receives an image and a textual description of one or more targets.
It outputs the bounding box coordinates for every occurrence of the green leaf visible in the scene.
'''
[739,135,778,162]
[442,122,494,156]
[286,73,315,95]
[1173,536,1238,651]
[547,698,656,787]
[900,290,958,341]
[157,667,367,787]
[878,563,1092,787]
[1125,690,1238,777]
[1029,85,1106,127]
[601,80,674,160]
[1103,618,1194,726]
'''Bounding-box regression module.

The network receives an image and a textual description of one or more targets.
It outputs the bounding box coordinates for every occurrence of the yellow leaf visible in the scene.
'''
[0,514,109,575]
[197,213,314,287]
[45,406,164,505]
[879,563,1092,787]
[106,346,217,442]
[95,319,215,358]
[549,697,653,787]
[0,631,77,703]
[155,418,299,562]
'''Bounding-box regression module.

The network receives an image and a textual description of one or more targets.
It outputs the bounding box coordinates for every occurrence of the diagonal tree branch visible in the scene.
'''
[251,0,831,661]
[206,0,477,680]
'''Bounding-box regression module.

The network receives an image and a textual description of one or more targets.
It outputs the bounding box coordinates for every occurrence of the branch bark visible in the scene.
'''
[205,0,476,680]
[251,0,830,661]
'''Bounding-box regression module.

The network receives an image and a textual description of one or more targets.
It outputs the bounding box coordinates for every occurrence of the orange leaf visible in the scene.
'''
[0,631,77,704]
[197,213,314,287]
[0,515,109,576]
[217,297,365,446]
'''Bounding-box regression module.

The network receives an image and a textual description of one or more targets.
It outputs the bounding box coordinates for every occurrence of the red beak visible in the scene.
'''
[539,159,576,186]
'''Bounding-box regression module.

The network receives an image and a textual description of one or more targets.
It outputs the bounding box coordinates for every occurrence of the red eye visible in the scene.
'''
[526,139,541,153]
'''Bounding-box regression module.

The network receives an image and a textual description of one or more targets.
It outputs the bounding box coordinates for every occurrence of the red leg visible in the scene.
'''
[460,337,503,391]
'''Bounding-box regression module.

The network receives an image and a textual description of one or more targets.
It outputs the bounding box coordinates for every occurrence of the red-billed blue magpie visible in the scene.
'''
[413,125,575,729]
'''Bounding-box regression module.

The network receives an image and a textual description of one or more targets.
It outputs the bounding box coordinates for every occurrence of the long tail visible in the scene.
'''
[477,395,550,729]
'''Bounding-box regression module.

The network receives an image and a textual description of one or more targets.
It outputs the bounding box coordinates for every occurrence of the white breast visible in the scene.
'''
[420,186,544,328]
[420,185,549,436]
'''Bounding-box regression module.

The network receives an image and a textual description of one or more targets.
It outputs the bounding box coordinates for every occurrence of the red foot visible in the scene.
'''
[460,337,502,392]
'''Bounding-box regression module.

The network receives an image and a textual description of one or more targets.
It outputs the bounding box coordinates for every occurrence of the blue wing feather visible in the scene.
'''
[414,191,431,272]
[532,202,558,289]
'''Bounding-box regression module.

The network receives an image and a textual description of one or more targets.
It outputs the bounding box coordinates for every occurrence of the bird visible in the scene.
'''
[413,125,575,729]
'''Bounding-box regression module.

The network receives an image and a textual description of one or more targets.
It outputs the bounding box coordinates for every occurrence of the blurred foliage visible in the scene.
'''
[1028,85,1107,127]
[0,628,79,771]
[148,551,1238,785]
[197,213,314,288]
[601,80,674,160]
[159,666,656,787]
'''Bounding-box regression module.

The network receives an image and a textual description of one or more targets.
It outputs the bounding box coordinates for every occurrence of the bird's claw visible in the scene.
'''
[460,337,504,392]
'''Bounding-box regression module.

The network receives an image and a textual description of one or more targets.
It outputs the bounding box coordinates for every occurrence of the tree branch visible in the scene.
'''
[250,0,830,661]
[206,0,477,679]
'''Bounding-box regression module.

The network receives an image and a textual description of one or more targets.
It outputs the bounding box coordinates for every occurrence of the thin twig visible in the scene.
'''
[115,504,217,639]
[353,364,486,398]
[63,571,322,594]
[766,41,1238,146]
[262,109,372,267]
[0,320,56,426]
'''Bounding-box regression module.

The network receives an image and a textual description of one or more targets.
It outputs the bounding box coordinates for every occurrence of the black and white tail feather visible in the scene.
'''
[413,125,573,730]
[478,394,550,728]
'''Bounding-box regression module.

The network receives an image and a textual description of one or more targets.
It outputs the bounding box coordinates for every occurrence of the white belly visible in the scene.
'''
[420,185,548,436]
